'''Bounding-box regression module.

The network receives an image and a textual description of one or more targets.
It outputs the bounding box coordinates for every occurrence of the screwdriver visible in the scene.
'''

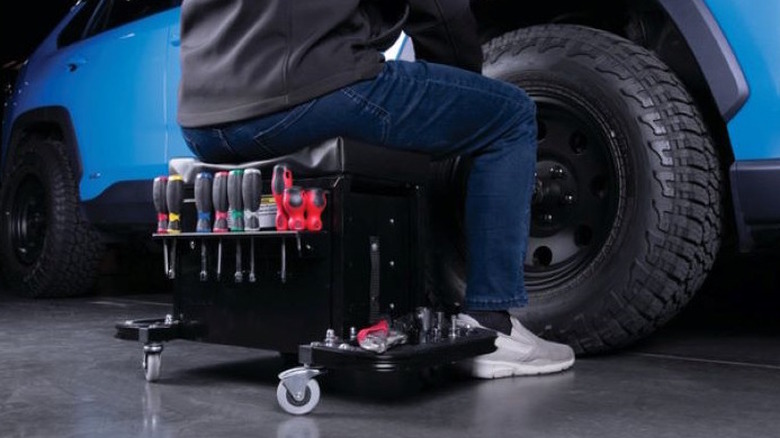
[242,168,262,282]
[305,188,327,231]
[227,169,244,232]
[283,186,306,231]
[212,171,229,280]
[152,176,169,277]
[228,169,244,282]
[153,176,168,234]
[242,169,263,231]
[166,175,183,234]
[272,164,293,231]
[195,172,213,232]
[195,172,213,281]
[166,174,183,279]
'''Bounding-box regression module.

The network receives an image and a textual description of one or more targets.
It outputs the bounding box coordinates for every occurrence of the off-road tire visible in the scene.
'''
[432,24,723,354]
[0,138,105,298]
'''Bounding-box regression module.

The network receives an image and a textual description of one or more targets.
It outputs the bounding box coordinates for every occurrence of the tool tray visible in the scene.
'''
[114,137,497,414]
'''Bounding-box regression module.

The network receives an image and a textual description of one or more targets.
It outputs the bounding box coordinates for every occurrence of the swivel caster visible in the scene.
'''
[143,344,163,382]
[277,366,325,415]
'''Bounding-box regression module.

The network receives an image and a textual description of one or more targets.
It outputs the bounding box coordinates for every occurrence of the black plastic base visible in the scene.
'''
[300,328,497,372]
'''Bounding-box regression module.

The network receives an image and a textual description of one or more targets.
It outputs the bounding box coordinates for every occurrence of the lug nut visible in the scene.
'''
[542,213,554,223]
[563,194,575,205]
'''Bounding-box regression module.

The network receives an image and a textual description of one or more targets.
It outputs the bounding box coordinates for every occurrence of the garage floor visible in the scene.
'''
[2,252,779,438]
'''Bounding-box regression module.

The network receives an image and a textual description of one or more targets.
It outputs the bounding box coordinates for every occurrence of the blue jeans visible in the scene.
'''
[181,60,537,310]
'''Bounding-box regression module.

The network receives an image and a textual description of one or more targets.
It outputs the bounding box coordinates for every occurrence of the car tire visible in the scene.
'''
[429,24,723,354]
[0,137,105,298]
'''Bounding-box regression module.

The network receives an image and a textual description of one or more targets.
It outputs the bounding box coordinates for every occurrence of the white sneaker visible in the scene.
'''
[457,313,575,379]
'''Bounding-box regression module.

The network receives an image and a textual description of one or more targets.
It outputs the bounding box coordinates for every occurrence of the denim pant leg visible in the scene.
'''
[181,61,537,311]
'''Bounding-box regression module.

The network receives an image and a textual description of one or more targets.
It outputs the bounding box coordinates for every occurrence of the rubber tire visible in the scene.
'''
[431,24,723,354]
[277,379,321,416]
[0,138,105,298]
[144,353,162,382]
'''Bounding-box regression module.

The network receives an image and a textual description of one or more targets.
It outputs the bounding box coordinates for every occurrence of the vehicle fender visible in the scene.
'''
[2,106,82,184]
[657,0,748,121]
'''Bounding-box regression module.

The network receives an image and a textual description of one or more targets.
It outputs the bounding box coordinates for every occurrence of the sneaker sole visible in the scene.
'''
[467,357,575,379]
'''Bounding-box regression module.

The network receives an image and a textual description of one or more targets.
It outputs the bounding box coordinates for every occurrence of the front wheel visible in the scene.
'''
[431,24,723,354]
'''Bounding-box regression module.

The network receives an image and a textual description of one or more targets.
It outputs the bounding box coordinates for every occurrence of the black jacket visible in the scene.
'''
[177,0,482,128]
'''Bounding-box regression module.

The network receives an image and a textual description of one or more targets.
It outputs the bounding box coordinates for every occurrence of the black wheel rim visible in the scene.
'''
[7,174,48,265]
[524,93,621,290]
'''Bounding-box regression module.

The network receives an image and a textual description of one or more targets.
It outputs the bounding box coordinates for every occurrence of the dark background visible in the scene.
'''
[1,1,73,66]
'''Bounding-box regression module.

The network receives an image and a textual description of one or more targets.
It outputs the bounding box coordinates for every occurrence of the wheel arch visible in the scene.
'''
[2,107,82,186]
[473,0,740,156]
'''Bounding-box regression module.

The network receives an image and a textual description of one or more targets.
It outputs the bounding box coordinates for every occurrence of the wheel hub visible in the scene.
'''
[524,96,619,287]
[8,175,47,265]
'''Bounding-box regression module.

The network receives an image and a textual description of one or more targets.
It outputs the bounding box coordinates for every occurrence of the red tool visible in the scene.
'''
[152,176,168,234]
[283,186,306,231]
[272,164,293,230]
[304,188,326,231]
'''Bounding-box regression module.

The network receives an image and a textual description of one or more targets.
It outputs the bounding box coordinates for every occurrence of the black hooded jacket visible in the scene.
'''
[177,0,482,128]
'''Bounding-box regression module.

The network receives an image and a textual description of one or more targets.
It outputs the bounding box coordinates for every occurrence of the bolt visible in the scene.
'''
[550,166,565,179]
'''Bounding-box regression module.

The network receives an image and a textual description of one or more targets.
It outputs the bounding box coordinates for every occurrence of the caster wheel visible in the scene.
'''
[144,353,162,382]
[277,379,320,415]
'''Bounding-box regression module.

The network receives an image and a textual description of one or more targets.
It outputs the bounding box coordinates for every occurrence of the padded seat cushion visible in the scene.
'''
[169,137,430,184]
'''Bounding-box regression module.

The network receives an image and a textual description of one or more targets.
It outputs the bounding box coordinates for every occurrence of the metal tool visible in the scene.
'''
[195,172,213,281]
[153,176,168,234]
[165,175,183,279]
[242,168,262,231]
[304,188,326,231]
[283,186,306,231]
[227,169,244,232]
[212,171,229,280]
[166,175,183,234]
[228,169,244,282]
[272,164,292,230]
[242,168,262,282]
[152,176,169,276]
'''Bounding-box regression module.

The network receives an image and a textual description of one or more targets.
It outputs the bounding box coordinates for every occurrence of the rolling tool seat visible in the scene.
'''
[163,137,432,354]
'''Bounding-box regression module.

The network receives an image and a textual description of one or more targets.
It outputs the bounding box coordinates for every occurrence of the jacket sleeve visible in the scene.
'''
[403,0,483,73]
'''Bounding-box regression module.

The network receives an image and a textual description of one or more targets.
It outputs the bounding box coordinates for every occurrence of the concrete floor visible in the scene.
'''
[1,251,779,438]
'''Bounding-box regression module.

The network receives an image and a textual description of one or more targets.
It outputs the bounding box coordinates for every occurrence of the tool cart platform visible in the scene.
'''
[115,137,497,415]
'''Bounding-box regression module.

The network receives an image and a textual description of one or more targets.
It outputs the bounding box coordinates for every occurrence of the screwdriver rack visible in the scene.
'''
[154,224,315,283]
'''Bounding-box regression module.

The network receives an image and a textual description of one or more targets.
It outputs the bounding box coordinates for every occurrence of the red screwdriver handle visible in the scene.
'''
[272,164,293,231]
[283,186,306,231]
[305,188,326,231]
[152,176,168,234]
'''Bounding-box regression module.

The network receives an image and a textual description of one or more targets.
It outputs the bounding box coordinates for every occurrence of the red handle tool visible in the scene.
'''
[304,188,326,231]
[152,176,168,233]
[272,164,293,230]
[283,186,306,231]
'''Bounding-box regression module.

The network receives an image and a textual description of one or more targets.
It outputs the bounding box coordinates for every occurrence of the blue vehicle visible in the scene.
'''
[2,0,778,353]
